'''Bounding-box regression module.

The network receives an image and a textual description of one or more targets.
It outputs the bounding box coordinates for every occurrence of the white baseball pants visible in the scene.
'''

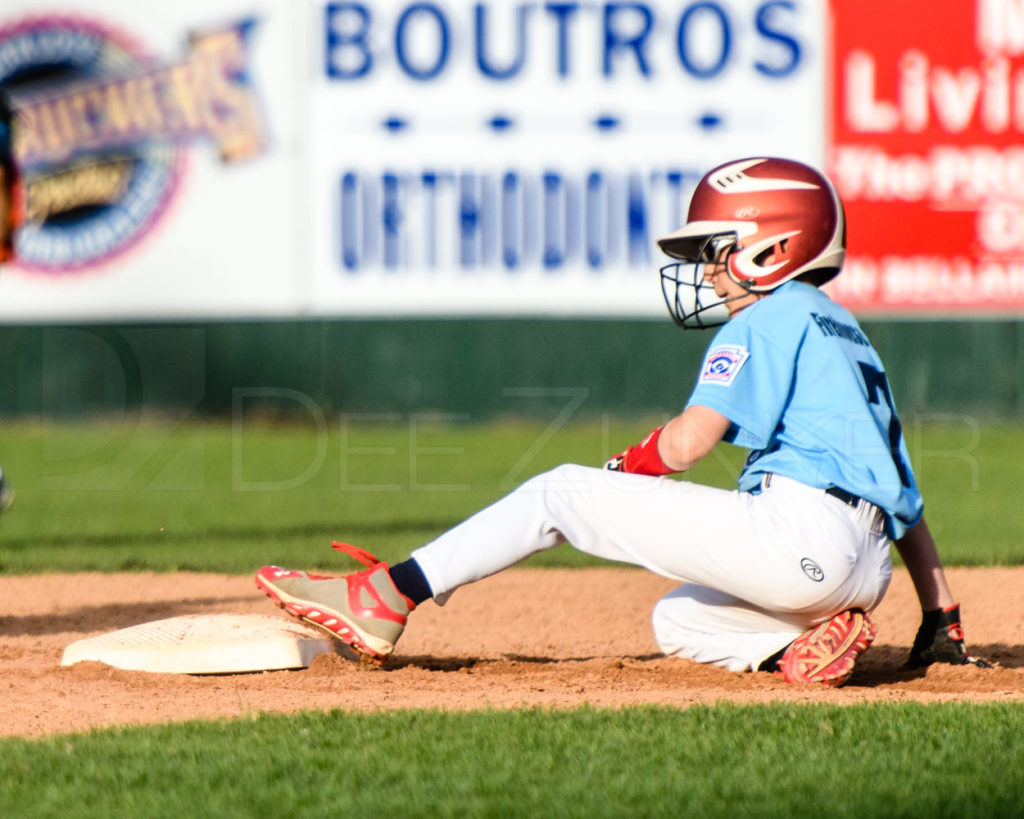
[411,465,892,672]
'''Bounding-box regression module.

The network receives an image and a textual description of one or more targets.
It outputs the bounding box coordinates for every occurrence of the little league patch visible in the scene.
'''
[700,345,750,385]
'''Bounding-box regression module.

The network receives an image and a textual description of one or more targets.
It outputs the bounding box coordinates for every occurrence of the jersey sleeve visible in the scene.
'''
[685,316,798,450]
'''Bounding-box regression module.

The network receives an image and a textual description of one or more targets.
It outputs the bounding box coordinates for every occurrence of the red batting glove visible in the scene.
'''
[604,425,675,475]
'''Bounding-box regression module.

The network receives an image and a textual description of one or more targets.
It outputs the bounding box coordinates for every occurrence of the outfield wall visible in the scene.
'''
[1,319,1022,421]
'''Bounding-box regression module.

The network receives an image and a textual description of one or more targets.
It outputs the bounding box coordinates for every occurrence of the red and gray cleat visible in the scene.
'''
[255,542,415,664]
[780,609,877,687]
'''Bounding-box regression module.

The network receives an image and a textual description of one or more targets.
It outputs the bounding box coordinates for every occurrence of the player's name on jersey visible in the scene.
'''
[809,313,870,347]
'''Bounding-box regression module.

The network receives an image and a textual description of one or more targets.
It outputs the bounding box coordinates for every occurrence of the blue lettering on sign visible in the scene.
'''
[627,172,647,264]
[543,172,564,269]
[604,3,654,77]
[337,167,704,275]
[422,171,439,266]
[547,3,579,77]
[480,173,498,266]
[460,173,479,268]
[502,172,520,269]
[755,1,801,78]
[586,172,604,268]
[325,3,372,79]
[323,1,806,82]
[396,3,449,80]
[677,3,730,79]
[476,4,529,79]
[383,173,401,268]
[340,172,360,269]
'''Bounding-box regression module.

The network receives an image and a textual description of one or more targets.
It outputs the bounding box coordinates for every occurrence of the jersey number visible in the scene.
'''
[858,362,912,488]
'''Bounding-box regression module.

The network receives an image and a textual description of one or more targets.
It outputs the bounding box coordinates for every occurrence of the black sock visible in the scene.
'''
[757,644,789,673]
[389,558,433,605]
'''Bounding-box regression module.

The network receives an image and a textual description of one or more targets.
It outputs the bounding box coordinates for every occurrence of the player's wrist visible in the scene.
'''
[615,426,676,476]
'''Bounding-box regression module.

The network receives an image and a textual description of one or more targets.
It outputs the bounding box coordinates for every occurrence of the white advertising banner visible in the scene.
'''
[0,0,827,321]
[308,0,827,315]
[0,0,301,321]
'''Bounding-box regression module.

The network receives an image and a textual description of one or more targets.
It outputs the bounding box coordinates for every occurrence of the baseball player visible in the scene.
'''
[0,90,18,512]
[257,157,988,685]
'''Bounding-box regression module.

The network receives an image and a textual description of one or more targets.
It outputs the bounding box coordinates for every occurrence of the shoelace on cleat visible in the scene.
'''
[332,541,385,568]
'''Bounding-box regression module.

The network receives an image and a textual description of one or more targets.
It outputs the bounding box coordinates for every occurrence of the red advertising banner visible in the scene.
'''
[827,0,1024,314]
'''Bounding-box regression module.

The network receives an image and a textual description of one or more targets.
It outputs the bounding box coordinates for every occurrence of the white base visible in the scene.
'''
[61,614,333,674]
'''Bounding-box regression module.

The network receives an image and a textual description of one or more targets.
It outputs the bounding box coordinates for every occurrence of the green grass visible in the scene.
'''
[0,419,1021,814]
[0,415,1021,572]
[0,704,1021,818]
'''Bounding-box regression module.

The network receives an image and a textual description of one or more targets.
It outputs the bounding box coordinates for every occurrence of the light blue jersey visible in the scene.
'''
[686,281,922,539]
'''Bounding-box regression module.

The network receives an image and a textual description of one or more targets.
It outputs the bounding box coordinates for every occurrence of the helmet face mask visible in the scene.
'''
[659,232,740,329]
[657,158,847,328]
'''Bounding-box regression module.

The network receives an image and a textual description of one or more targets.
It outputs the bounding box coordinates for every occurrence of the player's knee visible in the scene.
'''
[651,598,757,672]
[651,594,696,657]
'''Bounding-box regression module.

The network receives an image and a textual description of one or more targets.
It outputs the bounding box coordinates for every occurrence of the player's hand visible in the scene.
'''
[602,427,674,476]
[604,452,626,471]
[905,604,992,669]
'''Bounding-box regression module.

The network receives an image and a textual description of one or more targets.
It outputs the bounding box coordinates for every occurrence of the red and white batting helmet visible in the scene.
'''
[660,157,846,291]
[656,157,846,328]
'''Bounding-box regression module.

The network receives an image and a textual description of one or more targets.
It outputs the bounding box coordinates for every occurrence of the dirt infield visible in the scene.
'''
[1,566,1021,737]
